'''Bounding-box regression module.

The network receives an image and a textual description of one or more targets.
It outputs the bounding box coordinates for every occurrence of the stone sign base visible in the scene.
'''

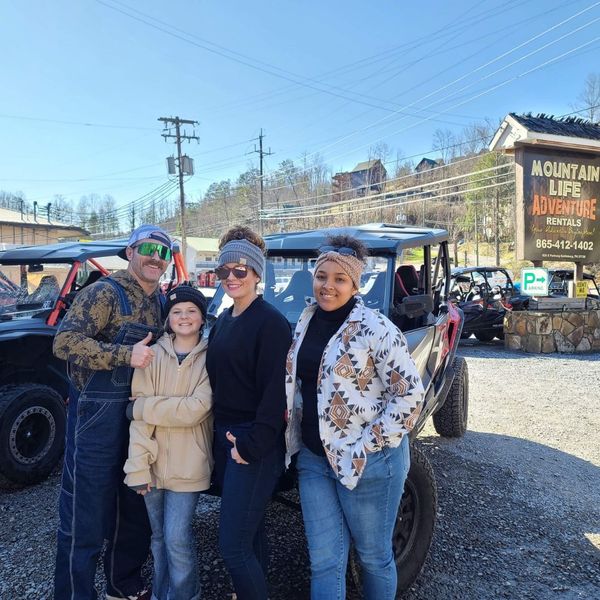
[504,309,600,353]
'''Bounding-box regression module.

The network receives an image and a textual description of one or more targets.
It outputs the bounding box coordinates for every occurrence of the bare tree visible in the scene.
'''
[100,195,119,235]
[77,196,91,229]
[52,194,73,224]
[457,120,495,156]
[571,73,600,122]
[432,129,455,164]
[368,142,392,166]
[128,204,137,232]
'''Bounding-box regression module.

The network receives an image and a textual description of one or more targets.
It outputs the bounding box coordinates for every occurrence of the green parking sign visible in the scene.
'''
[521,268,549,296]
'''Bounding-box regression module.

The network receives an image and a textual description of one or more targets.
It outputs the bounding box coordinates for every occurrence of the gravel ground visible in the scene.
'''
[1,341,599,599]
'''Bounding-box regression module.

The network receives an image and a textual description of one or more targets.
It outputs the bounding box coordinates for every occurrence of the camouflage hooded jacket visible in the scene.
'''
[53,269,163,391]
[285,296,425,490]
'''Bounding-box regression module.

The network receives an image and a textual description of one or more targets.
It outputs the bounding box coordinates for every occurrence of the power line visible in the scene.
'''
[262,162,515,219]
[262,151,501,204]
[262,178,514,222]
[246,2,600,178]
[0,113,155,130]
[304,33,600,171]
[96,0,541,118]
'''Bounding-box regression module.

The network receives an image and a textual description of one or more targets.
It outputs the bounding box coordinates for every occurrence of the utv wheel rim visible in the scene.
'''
[9,406,55,464]
[393,477,420,562]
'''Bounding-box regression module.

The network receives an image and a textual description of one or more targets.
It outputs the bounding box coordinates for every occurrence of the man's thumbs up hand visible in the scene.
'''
[130,332,155,368]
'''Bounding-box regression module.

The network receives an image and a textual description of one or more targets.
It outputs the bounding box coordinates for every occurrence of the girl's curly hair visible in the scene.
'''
[323,234,368,261]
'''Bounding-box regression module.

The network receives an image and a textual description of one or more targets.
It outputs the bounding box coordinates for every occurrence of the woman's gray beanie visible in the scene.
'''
[217,239,265,279]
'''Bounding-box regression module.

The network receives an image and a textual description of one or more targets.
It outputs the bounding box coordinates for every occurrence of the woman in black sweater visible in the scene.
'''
[206,226,291,600]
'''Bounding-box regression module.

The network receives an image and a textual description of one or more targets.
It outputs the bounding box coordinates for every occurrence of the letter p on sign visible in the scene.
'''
[521,268,549,296]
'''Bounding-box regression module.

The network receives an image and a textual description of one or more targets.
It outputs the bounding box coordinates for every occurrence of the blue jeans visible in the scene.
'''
[296,436,410,600]
[144,489,201,600]
[214,423,285,600]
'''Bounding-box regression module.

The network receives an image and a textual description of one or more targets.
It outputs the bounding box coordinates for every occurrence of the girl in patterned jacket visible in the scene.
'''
[284,235,425,600]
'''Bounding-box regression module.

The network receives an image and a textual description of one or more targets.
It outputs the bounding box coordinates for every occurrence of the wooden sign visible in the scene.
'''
[515,148,600,263]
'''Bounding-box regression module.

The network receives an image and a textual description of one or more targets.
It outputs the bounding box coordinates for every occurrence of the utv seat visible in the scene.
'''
[396,265,419,295]
[272,270,313,315]
[392,266,427,331]
[24,275,60,305]
[362,272,386,309]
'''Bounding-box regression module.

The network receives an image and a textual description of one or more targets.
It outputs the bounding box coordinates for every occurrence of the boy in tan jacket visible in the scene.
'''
[124,285,212,600]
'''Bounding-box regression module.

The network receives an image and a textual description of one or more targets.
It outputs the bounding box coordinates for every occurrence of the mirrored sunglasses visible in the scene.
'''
[215,265,249,280]
[134,242,172,261]
[318,245,357,257]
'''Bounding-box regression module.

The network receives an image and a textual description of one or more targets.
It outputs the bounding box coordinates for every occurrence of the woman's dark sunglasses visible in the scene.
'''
[318,245,357,257]
[134,242,172,261]
[215,265,249,280]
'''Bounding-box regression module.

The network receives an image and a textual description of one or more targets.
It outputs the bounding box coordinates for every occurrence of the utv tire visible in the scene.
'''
[474,331,495,342]
[0,384,66,484]
[433,356,468,438]
[348,444,437,597]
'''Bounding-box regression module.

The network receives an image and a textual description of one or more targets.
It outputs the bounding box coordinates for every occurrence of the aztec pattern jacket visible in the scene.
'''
[285,296,424,490]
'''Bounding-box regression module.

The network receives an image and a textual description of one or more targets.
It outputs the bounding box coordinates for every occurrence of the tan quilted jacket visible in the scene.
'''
[123,332,213,492]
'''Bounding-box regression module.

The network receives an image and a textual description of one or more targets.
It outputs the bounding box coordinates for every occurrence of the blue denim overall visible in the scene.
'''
[54,278,160,600]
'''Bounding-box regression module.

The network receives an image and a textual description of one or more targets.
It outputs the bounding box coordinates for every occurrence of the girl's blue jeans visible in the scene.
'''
[144,488,201,600]
[296,435,410,600]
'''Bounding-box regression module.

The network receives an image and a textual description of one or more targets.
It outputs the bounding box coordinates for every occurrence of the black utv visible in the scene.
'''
[0,240,132,485]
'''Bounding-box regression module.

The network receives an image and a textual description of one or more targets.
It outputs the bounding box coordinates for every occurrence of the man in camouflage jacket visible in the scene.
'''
[53,225,172,600]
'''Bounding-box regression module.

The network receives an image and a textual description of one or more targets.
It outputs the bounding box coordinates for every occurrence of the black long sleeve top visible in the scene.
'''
[296,296,356,456]
[207,296,292,463]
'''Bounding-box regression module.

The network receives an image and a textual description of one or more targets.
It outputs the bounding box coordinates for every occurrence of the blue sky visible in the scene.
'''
[1,0,598,212]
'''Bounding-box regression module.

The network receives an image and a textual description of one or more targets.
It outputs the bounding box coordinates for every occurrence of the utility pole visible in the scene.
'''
[158,116,199,260]
[495,188,500,266]
[474,201,480,265]
[494,153,500,266]
[252,129,273,233]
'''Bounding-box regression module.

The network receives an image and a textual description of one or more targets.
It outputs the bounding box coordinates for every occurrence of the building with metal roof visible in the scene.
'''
[332,159,387,201]
[0,206,88,247]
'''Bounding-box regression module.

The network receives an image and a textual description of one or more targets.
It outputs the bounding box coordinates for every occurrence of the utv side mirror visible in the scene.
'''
[397,294,434,318]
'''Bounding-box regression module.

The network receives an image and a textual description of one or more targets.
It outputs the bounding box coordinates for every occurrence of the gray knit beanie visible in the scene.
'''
[217,239,265,279]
